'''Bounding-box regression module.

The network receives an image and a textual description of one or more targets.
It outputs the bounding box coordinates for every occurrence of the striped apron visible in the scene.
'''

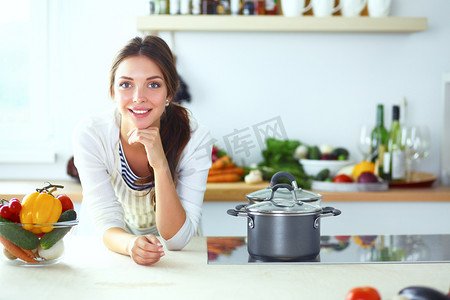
[111,141,159,236]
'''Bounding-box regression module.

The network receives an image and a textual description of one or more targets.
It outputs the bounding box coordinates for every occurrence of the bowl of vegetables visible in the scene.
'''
[0,184,78,266]
[296,144,352,178]
[299,158,353,178]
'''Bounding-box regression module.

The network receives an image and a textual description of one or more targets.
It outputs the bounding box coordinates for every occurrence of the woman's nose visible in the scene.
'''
[133,87,147,102]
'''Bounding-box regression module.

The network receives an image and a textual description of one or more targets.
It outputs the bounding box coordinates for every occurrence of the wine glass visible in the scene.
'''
[413,126,431,160]
[358,124,373,161]
[403,125,431,181]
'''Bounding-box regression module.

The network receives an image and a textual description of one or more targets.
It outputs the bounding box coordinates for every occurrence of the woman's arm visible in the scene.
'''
[153,163,187,240]
[161,122,213,250]
[103,227,165,266]
[127,126,188,240]
[127,121,212,250]
[72,114,127,236]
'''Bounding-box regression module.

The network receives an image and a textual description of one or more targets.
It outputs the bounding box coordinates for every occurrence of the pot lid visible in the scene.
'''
[246,186,322,203]
[246,198,322,215]
[246,171,322,203]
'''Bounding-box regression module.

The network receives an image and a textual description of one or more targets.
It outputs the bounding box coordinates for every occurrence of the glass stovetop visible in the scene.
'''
[207,234,450,265]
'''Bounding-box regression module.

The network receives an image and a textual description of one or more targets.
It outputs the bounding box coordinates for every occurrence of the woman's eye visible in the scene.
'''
[148,82,160,88]
[119,82,131,88]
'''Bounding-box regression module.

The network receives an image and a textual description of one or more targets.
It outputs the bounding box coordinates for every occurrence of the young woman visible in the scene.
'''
[72,36,212,266]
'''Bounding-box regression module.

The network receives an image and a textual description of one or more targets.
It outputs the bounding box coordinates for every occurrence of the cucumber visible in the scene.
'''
[307,146,322,160]
[331,147,349,160]
[0,216,40,250]
[315,168,330,181]
[40,209,77,250]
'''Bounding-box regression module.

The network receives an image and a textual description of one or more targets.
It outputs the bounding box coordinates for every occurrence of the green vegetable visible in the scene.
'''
[307,146,321,160]
[257,138,311,189]
[262,138,301,166]
[40,209,77,250]
[331,147,349,160]
[315,169,330,181]
[0,216,39,250]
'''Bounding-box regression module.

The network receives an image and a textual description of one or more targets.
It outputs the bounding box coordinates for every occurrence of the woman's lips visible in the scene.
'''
[129,108,152,118]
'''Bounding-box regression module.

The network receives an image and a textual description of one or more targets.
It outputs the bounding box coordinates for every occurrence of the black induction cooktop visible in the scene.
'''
[207,234,450,265]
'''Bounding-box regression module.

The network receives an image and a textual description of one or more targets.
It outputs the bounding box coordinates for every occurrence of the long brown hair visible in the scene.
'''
[109,36,191,195]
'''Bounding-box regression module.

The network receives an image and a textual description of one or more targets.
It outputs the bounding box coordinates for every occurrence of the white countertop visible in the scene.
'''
[2,236,449,299]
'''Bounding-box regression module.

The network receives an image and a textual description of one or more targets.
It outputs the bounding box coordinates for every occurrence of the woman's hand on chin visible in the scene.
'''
[127,127,167,170]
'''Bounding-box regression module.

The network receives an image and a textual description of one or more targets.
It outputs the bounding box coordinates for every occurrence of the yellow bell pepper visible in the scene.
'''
[352,161,376,180]
[20,192,62,234]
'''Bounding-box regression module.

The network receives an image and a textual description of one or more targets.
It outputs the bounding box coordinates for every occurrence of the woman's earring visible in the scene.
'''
[165,99,170,107]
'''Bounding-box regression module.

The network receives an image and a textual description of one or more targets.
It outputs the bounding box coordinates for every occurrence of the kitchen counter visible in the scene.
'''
[1,180,450,202]
[205,182,450,202]
[1,236,449,299]
[0,180,84,203]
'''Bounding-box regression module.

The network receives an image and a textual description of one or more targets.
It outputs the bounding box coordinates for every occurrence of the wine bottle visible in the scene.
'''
[383,105,406,181]
[242,0,254,14]
[370,104,388,177]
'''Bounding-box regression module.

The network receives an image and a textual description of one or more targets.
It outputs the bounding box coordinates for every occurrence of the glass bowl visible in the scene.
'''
[299,159,353,177]
[0,220,78,266]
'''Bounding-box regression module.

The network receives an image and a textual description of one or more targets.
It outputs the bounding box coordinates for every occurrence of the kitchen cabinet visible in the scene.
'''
[203,200,450,236]
[201,183,450,236]
[136,15,427,34]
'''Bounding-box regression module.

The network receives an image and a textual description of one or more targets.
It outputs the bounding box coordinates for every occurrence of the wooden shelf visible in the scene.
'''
[137,15,427,33]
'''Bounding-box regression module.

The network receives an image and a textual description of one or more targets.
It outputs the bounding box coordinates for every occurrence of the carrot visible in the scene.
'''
[210,155,230,170]
[224,162,236,169]
[208,167,244,177]
[22,248,37,259]
[207,173,240,183]
[0,234,37,263]
[208,237,244,244]
[207,246,224,255]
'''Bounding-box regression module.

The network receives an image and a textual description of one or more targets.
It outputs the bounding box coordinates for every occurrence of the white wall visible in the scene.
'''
[1,0,449,180]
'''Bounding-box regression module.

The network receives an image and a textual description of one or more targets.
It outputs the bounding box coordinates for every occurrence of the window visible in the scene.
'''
[0,0,54,163]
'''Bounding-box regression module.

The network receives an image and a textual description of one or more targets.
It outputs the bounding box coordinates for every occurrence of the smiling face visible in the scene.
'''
[113,55,168,132]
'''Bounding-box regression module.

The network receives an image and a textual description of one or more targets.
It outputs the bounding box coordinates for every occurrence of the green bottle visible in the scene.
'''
[383,105,406,181]
[370,104,389,177]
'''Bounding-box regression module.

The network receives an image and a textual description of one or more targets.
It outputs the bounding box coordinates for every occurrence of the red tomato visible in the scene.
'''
[0,206,12,219]
[8,199,22,214]
[333,174,354,183]
[57,194,74,212]
[10,213,21,223]
[346,286,381,300]
[335,235,351,242]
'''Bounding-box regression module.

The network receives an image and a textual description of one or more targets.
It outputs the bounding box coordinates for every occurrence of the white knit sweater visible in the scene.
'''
[72,108,212,250]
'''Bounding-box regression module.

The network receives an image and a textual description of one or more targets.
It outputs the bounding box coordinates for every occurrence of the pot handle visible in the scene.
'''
[313,207,342,229]
[321,207,342,217]
[227,205,254,229]
[269,171,299,190]
[270,183,301,205]
[271,183,294,193]
[227,204,248,217]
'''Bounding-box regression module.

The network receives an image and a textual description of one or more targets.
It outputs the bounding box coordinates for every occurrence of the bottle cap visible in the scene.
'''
[393,105,400,120]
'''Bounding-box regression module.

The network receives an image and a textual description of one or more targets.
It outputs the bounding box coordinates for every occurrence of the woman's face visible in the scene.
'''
[113,55,168,131]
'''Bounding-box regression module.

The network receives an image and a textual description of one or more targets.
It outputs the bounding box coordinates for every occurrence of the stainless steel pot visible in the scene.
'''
[245,171,322,206]
[228,173,341,261]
